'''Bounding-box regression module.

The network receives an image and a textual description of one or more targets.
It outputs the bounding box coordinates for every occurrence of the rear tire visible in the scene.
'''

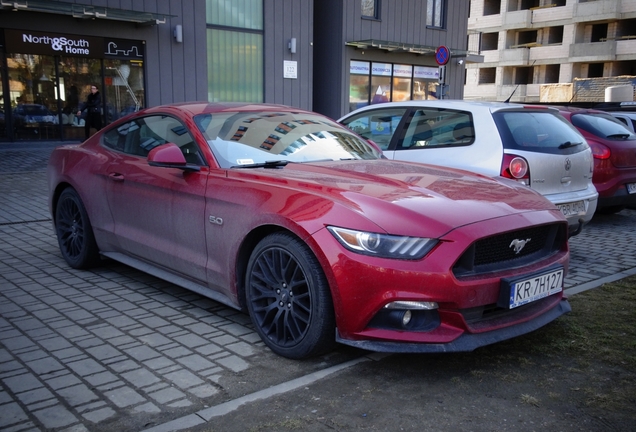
[55,188,100,269]
[246,232,336,359]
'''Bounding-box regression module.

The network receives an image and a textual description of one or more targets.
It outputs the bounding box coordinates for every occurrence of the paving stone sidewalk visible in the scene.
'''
[1,143,635,432]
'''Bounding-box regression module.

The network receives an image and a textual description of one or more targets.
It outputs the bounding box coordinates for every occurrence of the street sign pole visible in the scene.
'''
[435,46,451,100]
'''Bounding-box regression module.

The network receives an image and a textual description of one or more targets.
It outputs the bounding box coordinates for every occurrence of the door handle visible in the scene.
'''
[109,173,124,182]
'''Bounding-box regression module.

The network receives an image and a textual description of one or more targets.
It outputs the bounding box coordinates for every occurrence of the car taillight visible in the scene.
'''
[501,154,530,186]
[589,141,611,160]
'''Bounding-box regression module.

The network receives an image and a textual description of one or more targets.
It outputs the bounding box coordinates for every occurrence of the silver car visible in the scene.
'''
[608,111,636,133]
[339,101,598,236]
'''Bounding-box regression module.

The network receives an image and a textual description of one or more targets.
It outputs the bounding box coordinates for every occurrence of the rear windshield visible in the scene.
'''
[493,110,588,155]
[571,113,636,140]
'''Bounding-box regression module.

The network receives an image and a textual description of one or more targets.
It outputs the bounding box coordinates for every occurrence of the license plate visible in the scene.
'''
[499,266,564,309]
[557,200,586,216]
[627,183,636,194]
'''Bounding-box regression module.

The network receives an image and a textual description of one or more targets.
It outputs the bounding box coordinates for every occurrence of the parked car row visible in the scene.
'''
[339,101,599,236]
[340,101,636,226]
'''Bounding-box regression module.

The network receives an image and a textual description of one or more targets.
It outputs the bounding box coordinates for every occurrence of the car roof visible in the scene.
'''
[140,102,313,117]
[550,106,607,115]
[611,112,636,119]
[342,100,559,115]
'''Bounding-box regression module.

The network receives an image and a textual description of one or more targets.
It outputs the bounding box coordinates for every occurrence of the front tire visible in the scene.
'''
[246,232,336,359]
[55,188,100,269]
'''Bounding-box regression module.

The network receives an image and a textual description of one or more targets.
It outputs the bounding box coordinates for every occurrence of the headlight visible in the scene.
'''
[327,226,438,260]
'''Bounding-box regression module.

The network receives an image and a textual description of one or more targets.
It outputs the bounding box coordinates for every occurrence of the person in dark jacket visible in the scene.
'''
[77,84,102,139]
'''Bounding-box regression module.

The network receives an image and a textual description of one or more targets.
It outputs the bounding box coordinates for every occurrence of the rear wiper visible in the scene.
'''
[232,160,289,169]
[606,133,630,140]
[558,141,582,149]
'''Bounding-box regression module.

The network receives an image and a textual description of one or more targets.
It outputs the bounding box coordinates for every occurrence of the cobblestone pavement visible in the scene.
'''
[1,143,635,432]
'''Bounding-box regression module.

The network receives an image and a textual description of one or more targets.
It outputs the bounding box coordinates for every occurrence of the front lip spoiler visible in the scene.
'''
[336,298,571,353]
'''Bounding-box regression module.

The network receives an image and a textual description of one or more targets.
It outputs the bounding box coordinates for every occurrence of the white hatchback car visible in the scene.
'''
[339,101,598,236]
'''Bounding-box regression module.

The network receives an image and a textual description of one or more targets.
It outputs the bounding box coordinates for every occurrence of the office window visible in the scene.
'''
[547,26,564,45]
[481,32,499,51]
[588,63,604,78]
[591,23,608,43]
[427,0,445,28]
[206,0,263,102]
[545,64,560,83]
[517,30,538,45]
[206,0,262,29]
[479,68,496,84]
[362,0,379,19]
[514,67,534,85]
[484,0,500,15]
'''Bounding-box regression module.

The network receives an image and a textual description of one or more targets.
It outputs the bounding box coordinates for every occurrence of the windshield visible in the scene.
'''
[194,111,382,168]
[571,113,636,140]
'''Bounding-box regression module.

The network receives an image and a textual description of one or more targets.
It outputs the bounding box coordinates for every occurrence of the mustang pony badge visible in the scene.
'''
[510,238,531,254]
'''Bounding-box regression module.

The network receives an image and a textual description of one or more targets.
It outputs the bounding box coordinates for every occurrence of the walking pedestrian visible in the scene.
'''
[77,84,102,139]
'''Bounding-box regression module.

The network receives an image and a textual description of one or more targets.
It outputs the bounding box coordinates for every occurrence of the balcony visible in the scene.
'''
[569,41,616,62]
[616,37,636,60]
[502,9,532,30]
[480,50,501,64]
[500,47,531,65]
[468,14,502,31]
[464,84,498,101]
[573,0,620,22]
[496,84,541,103]
[497,84,528,102]
[528,45,570,63]
[531,3,573,25]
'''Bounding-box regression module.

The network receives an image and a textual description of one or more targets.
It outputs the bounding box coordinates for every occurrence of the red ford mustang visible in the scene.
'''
[47,102,570,359]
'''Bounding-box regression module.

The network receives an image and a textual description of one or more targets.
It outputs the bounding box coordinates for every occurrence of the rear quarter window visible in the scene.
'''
[398,108,475,150]
[493,110,588,155]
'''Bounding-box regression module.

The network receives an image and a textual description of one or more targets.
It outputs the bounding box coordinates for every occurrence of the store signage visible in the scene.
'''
[414,66,439,80]
[350,60,370,75]
[5,29,101,57]
[393,64,412,78]
[4,29,144,60]
[371,62,392,76]
[104,38,145,59]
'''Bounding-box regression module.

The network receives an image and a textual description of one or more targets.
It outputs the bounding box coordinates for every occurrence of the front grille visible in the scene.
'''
[453,223,566,277]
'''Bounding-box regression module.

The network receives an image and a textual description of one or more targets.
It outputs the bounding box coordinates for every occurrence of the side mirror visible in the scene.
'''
[148,143,200,172]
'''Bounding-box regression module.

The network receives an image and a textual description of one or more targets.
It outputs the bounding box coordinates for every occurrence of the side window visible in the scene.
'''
[400,109,474,149]
[102,115,206,165]
[615,117,628,126]
[340,108,406,150]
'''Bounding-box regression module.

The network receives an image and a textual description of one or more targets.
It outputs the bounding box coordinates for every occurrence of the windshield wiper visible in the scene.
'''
[606,133,631,140]
[232,160,290,169]
[558,141,582,149]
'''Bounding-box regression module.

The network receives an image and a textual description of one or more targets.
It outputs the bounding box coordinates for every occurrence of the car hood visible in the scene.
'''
[230,160,560,237]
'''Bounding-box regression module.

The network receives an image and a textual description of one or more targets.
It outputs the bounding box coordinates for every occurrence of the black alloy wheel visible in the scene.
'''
[246,232,335,359]
[55,188,100,269]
